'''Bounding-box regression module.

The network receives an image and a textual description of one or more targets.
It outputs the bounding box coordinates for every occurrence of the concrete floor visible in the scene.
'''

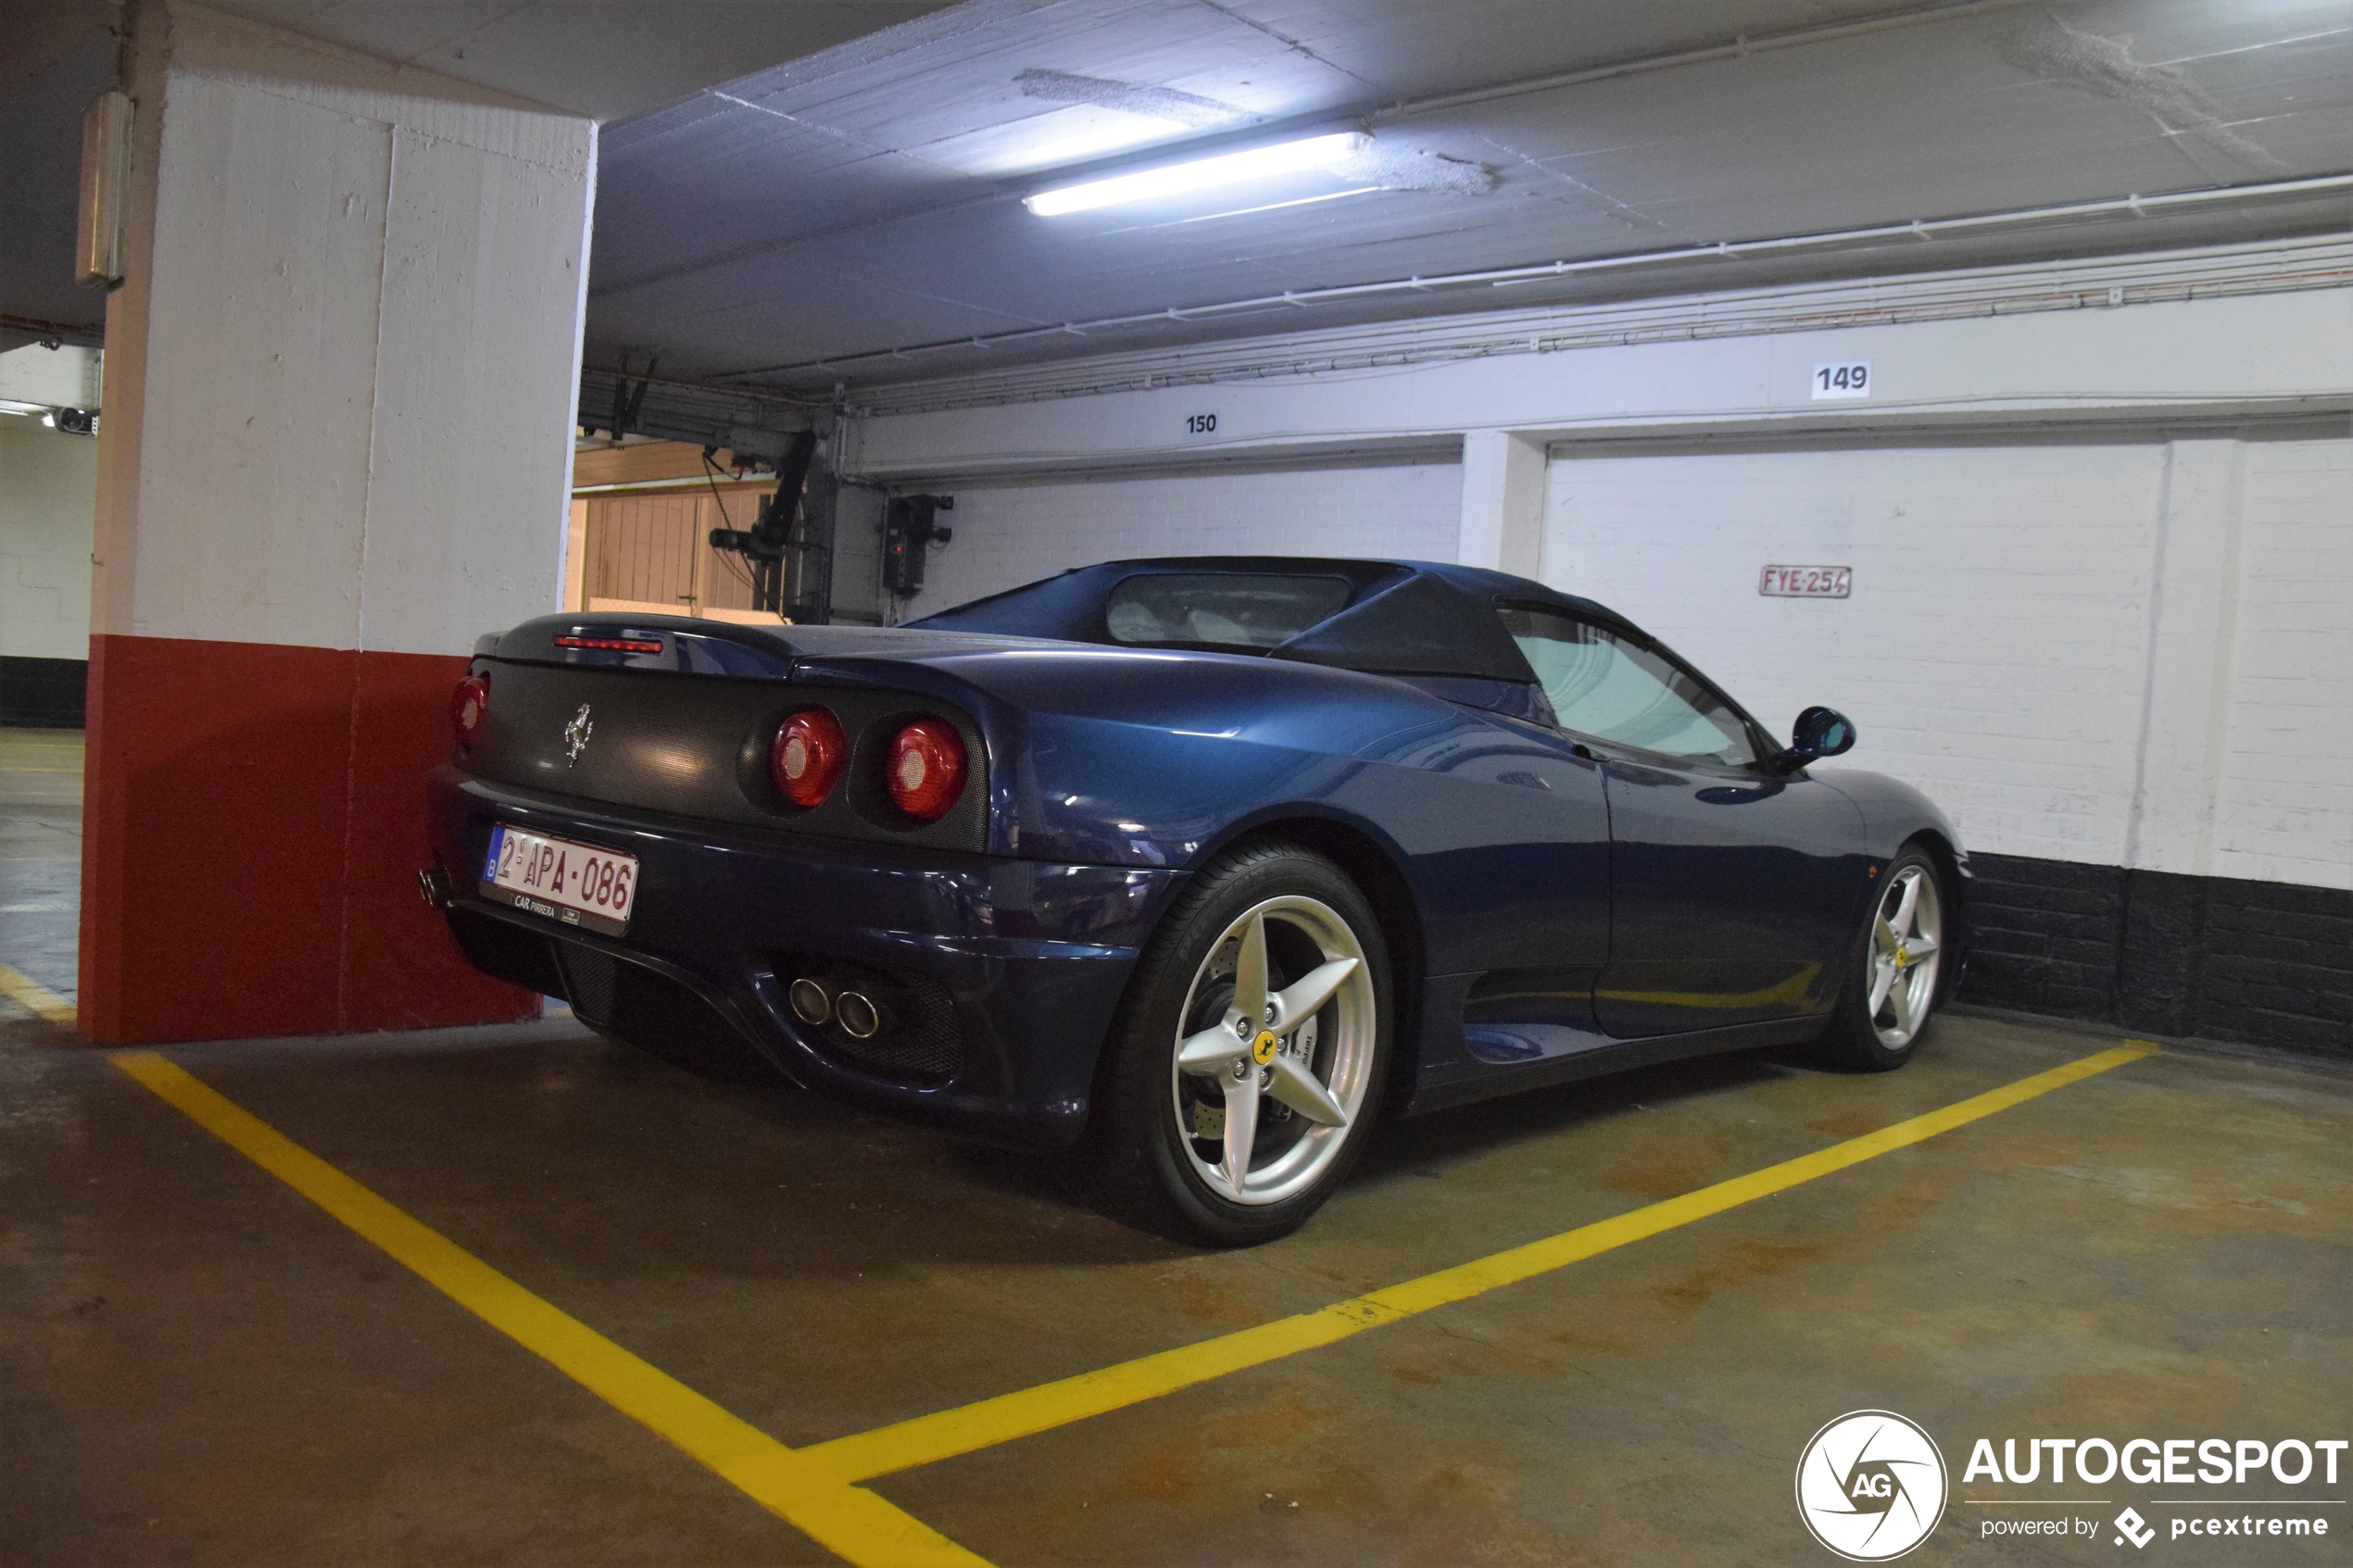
[0,726,81,1003]
[3,729,2347,1562]
[4,980,2347,1563]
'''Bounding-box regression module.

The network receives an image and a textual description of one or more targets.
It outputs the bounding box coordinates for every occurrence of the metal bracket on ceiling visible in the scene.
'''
[607,353,659,438]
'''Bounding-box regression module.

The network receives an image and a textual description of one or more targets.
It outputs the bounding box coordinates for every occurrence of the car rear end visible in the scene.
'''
[423,615,1174,1147]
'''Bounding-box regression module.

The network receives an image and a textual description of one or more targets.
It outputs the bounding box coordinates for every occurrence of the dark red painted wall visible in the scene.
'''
[80,634,540,1044]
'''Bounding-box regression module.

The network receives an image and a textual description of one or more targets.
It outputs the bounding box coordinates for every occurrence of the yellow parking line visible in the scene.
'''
[801,1040,2158,1484]
[109,1051,992,1568]
[107,1027,2156,1558]
[0,960,76,1025]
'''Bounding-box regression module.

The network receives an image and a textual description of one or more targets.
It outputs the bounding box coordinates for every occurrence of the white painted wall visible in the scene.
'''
[849,260,2353,481]
[849,246,2352,891]
[1542,439,2158,865]
[900,461,1463,620]
[1538,433,2349,888]
[90,3,595,657]
[2217,439,2353,888]
[0,420,97,662]
[0,345,103,412]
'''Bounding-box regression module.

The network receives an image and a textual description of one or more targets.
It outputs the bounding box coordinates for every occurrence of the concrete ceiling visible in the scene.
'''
[0,2,117,350]
[195,1,959,121]
[0,0,952,350]
[7,1,2347,381]
[582,0,2353,396]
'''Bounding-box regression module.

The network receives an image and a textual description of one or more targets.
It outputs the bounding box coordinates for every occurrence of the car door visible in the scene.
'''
[1352,692,1612,1029]
[1498,604,1868,1039]
[1431,709,1614,1047]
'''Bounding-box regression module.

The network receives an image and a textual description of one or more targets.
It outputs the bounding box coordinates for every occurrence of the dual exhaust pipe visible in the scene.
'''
[788,976,890,1039]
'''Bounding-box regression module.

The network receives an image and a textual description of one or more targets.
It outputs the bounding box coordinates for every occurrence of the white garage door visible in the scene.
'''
[1541,438,2167,870]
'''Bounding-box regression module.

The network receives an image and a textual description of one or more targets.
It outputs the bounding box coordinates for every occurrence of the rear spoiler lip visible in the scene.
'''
[489,617,794,678]
[479,613,1059,680]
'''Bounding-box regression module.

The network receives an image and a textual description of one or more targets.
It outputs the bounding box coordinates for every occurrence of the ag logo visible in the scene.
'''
[1795,1411,1947,1561]
[1251,1029,1280,1066]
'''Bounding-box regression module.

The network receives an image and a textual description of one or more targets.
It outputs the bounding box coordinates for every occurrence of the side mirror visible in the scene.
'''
[1779,706,1856,771]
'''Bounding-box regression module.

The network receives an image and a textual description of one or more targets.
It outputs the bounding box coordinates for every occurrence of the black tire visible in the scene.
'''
[1812,844,1949,1073]
[1089,841,1391,1247]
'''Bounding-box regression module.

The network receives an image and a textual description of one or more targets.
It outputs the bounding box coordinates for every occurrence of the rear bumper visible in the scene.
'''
[427,764,1176,1147]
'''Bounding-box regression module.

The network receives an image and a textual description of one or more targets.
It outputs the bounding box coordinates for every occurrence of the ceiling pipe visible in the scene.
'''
[715,171,2353,384]
[1377,0,2040,124]
[837,236,2353,416]
[600,0,2041,307]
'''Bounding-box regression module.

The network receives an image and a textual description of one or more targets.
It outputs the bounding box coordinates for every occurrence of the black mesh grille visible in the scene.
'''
[552,943,619,1025]
[444,907,566,997]
[548,943,773,1082]
[827,975,962,1082]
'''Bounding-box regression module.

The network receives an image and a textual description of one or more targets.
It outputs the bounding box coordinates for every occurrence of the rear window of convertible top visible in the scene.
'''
[1105,573,1354,649]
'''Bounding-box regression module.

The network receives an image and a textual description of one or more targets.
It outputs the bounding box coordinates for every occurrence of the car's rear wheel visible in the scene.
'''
[1813,845,1948,1072]
[1090,842,1390,1246]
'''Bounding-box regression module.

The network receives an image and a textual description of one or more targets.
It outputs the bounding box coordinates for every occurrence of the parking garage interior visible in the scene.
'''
[2,1,2348,1563]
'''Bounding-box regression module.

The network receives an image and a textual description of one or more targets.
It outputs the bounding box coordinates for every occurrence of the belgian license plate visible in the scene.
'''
[481,826,636,935]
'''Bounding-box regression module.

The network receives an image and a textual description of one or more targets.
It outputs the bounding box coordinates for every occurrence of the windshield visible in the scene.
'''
[1105,572,1354,649]
[1499,605,1757,766]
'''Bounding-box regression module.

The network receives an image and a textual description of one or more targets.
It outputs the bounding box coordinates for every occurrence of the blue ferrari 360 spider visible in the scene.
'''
[427,558,1967,1243]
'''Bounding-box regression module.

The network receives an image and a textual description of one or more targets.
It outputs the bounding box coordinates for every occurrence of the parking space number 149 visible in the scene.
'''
[1812,362,1870,399]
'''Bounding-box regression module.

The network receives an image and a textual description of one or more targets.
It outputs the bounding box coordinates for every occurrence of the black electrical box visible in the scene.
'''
[883,494,954,597]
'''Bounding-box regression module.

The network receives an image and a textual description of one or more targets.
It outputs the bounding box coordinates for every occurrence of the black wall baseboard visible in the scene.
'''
[0,656,87,729]
[1959,851,2350,1058]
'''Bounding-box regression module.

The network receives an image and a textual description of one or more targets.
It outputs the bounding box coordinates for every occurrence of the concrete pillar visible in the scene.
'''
[1456,429,1547,579]
[2114,438,2246,1036]
[2124,439,2246,879]
[80,3,595,1042]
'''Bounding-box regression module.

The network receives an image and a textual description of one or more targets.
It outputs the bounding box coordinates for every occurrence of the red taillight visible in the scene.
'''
[554,634,663,654]
[452,674,489,747]
[887,719,966,822]
[772,708,847,808]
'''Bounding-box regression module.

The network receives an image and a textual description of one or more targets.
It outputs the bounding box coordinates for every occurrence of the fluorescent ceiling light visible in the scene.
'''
[1025,132,1369,217]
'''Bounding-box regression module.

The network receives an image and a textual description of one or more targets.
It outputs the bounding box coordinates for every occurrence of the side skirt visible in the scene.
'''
[1398,1014,1824,1118]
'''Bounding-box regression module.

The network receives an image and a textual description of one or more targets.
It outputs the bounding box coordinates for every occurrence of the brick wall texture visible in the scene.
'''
[1961,852,2352,1057]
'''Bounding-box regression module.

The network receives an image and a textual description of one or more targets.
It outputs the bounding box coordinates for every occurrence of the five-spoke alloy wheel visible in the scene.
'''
[1170,894,1378,1206]
[1091,842,1390,1245]
[1815,843,1949,1071]
[1864,859,1944,1050]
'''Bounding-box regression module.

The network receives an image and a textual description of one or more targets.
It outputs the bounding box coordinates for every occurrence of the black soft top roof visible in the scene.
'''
[909,557,1631,685]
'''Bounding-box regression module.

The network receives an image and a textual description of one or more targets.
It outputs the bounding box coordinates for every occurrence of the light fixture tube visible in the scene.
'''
[1024,132,1369,217]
